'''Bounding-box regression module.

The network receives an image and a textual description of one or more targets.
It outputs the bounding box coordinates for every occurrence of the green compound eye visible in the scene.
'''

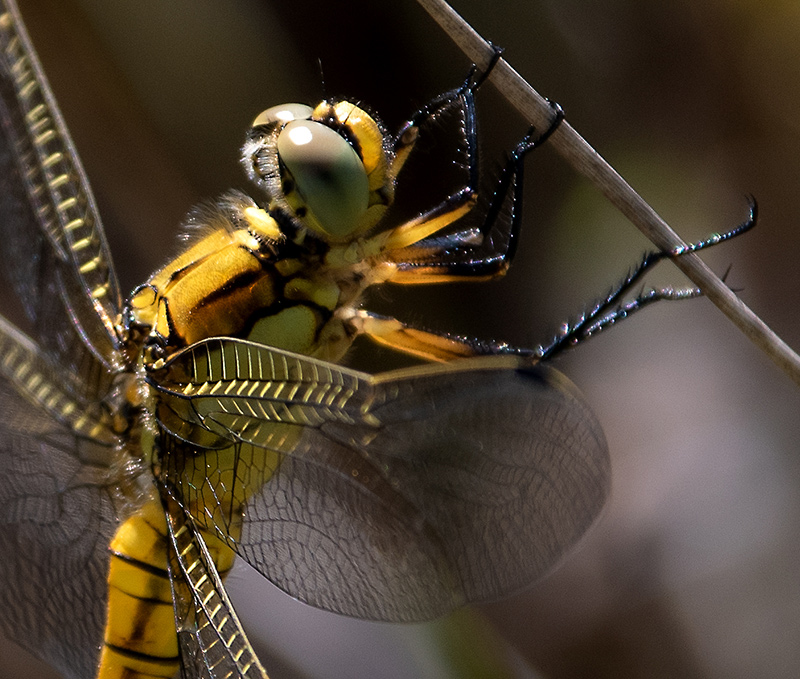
[277,119,369,240]
[251,103,313,128]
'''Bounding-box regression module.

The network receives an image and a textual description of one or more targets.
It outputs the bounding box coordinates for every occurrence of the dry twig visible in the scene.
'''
[416,0,800,386]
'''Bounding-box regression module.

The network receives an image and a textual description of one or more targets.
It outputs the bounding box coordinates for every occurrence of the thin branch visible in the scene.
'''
[416,0,800,386]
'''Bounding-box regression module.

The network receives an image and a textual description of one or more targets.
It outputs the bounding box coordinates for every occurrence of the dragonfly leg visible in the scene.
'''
[538,199,758,359]
[348,310,520,362]
[383,102,565,284]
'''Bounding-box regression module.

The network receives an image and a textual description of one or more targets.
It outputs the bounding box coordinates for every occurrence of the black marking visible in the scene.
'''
[104,643,180,664]
[200,263,266,307]
[156,297,175,344]
[109,549,170,580]
[317,99,371,163]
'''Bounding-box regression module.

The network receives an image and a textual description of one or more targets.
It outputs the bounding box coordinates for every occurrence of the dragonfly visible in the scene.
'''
[0,1,755,678]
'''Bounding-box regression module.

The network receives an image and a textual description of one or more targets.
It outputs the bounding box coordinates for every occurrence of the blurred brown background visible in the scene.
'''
[2,0,800,677]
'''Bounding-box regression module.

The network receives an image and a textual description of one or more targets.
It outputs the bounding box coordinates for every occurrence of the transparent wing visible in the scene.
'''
[0,0,122,402]
[151,339,610,621]
[0,318,121,679]
[162,486,269,679]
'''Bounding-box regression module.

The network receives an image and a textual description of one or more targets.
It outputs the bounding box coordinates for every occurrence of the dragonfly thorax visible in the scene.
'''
[125,192,388,364]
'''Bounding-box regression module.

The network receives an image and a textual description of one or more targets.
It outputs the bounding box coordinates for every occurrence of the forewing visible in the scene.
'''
[0,0,122,401]
[151,339,609,621]
[0,319,121,679]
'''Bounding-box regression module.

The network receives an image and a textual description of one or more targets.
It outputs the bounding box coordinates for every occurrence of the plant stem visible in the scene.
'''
[416,0,800,386]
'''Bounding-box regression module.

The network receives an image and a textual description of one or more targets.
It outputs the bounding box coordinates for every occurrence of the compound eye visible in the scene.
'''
[251,103,313,128]
[277,119,369,239]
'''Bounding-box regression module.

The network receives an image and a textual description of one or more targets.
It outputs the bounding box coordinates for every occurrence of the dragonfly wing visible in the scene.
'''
[359,360,609,610]
[162,486,269,679]
[0,324,121,679]
[237,360,609,620]
[152,340,609,621]
[0,0,122,400]
[237,434,469,620]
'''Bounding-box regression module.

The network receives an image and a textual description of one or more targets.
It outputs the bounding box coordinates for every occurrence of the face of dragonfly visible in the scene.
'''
[0,2,614,678]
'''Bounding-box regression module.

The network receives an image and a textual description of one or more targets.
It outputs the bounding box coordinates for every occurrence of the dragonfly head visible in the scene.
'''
[244,100,396,243]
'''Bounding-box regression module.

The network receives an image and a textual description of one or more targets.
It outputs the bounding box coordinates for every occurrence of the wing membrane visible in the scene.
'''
[151,339,610,621]
[0,320,121,679]
[149,337,375,450]
[0,0,121,401]
[162,486,269,679]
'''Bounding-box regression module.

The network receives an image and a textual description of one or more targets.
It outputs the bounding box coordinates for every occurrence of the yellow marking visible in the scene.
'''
[130,285,157,311]
[243,205,281,240]
[97,645,178,679]
[107,556,171,602]
[328,100,386,176]
[79,256,100,273]
[382,198,476,251]
[42,151,63,167]
[29,116,50,134]
[275,257,303,276]
[71,236,93,252]
[49,175,69,191]
[247,305,320,354]
[153,230,236,289]
[108,501,169,571]
[18,80,39,103]
[151,237,278,345]
[172,524,189,540]
[33,127,56,145]
[92,284,110,299]
[25,102,46,121]
[64,217,85,231]
[284,276,340,309]
[100,500,178,679]
[388,266,506,285]
[73,412,89,430]
[18,78,36,100]
[357,312,479,362]
[154,297,170,340]
[104,586,176,655]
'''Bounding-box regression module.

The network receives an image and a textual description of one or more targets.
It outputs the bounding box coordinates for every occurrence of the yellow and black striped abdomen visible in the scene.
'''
[98,500,179,679]
[97,435,284,678]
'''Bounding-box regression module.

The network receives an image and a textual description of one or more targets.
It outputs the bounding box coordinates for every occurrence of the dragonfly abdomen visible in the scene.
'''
[98,500,178,679]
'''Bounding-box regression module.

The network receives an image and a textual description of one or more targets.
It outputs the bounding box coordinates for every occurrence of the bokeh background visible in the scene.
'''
[2,0,800,677]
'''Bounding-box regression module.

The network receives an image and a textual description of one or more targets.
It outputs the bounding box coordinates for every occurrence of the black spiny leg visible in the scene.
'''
[386,100,565,283]
[353,201,755,363]
[536,199,758,360]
